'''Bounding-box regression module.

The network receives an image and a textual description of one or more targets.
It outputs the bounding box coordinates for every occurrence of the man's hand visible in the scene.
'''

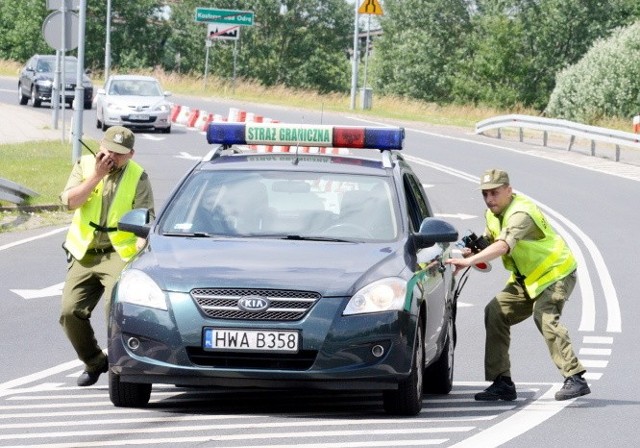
[95,151,116,176]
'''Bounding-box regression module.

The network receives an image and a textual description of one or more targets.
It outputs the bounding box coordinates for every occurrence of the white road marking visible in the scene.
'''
[0,226,67,251]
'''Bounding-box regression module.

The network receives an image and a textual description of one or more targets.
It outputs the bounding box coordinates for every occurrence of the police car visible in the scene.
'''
[109,122,460,416]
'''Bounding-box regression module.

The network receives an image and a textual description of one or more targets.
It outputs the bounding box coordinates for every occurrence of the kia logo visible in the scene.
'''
[238,295,270,312]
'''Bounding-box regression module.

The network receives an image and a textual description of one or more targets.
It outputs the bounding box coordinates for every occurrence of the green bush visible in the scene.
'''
[546,21,640,122]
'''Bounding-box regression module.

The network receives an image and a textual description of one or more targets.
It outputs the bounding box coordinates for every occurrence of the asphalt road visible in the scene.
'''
[0,76,639,447]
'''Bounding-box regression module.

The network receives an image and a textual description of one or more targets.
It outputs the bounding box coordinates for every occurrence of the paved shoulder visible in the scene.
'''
[0,103,60,144]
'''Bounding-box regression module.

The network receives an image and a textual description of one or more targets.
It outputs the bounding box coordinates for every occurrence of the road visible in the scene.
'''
[0,76,638,447]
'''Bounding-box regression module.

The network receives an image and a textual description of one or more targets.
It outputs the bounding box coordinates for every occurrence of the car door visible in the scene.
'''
[403,173,447,364]
[20,56,37,96]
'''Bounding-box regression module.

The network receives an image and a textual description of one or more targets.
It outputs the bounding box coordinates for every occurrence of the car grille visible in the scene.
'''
[191,288,320,321]
[186,347,317,370]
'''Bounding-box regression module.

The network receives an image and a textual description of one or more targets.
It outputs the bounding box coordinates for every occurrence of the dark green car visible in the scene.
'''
[109,122,460,416]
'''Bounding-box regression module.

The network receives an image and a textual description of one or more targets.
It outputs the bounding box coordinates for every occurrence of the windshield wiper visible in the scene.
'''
[280,234,352,242]
[162,231,215,237]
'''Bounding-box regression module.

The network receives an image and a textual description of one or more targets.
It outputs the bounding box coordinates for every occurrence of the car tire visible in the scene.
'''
[161,125,171,134]
[30,85,41,108]
[109,371,151,407]
[84,101,92,110]
[383,319,424,416]
[96,118,102,129]
[424,313,455,394]
[18,84,28,105]
[101,117,110,132]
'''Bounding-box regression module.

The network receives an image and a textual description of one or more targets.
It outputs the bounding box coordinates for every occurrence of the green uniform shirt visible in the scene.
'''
[60,160,155,250]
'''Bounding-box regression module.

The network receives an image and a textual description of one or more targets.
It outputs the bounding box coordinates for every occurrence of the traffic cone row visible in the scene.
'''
[169,104,350,154]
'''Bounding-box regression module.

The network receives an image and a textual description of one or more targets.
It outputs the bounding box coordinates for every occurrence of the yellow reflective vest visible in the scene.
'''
[485,194,577,298]
[64,156,144,262]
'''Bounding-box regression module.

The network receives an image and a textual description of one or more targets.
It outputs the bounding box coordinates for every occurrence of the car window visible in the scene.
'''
[36,60,51,72]
[110,80,161,96]
[159,170,398,241]
[403,174,431,232]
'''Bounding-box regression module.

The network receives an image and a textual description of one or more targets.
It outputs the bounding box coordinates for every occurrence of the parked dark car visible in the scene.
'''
[109,122,461,416]
[18,54,93,109]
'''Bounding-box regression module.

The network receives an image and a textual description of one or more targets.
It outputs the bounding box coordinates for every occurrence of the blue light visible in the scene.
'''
[364,128,404,150]
[206,123,246,145]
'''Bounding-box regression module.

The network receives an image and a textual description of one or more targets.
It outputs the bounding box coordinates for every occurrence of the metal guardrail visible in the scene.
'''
[0,178,39,205]
[475,114,640,162]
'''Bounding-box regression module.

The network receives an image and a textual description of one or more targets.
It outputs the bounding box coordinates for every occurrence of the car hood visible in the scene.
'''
[131,237,407,296]
[105,95,167,106]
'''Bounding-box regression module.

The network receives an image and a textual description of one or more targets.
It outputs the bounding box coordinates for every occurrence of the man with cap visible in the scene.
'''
[59,126,154,387]
[446,169,590,401]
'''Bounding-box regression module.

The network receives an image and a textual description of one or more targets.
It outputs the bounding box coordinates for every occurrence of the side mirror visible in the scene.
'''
[118,208,151,238]
[413,217,459,249]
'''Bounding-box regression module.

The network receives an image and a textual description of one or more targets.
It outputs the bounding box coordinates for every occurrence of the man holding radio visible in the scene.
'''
[446,169,590,402]
[59,126,154,387]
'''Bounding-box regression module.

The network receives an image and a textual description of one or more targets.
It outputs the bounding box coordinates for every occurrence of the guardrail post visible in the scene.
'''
[616,145,621,162]
[591,140,596,156]
[543,131,548,147]
[519,128,523,142]
[496,128,501,139]
[568,135,575,151]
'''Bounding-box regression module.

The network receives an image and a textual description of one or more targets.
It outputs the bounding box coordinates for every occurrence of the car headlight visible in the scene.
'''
[152,102,170,112]
[343,277,406,315]
[37,79,53,87]
[106,102,125,111]
[116,269,167,310]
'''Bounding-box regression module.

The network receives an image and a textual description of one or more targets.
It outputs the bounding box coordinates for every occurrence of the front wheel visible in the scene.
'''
[424,313,455,394]
[18,84,28,105]
[30,85,41,107]
[109,371,151,407]
[383,319,424,416]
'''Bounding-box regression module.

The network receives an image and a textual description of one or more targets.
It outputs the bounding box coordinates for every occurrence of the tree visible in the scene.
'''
[370,0,473,103]
[546,21,640,122]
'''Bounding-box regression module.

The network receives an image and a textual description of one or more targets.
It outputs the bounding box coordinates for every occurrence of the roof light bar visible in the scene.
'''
[206,123,404,150]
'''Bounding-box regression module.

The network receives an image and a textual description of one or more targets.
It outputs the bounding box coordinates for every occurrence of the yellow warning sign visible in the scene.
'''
[358,0,384,15]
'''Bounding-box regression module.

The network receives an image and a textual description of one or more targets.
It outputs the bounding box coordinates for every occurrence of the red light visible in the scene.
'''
[333,127,365,148]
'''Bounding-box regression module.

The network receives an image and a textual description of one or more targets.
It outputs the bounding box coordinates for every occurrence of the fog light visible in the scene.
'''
[127,337,141,351]
[371,344,385,358]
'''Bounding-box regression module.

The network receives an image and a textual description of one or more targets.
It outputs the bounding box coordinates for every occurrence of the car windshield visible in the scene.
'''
[36,58,77,74]
[108,80,162,96]
[159,170,399,241]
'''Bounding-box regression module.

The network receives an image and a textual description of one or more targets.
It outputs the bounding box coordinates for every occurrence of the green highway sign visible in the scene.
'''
[195,8,254,26]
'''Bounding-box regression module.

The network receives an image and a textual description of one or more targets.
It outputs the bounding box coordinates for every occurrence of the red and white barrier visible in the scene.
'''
[170,104,181,123]
[634,114,640,133]
[186,109,201,128]
[175,106,191,125]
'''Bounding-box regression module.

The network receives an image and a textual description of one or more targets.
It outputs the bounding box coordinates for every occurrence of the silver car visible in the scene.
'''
[96,75,172,133]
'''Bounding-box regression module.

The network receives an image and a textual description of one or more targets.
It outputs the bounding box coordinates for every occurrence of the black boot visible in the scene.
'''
[555,373,591,401]
[475,375,517,401]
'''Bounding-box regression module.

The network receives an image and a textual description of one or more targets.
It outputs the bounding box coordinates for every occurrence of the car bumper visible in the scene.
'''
[108,292,417,391]
[36,85,93,103]
[103,111,171,130]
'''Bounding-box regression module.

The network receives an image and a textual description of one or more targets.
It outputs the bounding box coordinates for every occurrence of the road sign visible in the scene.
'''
[207,23,240,41]
[195,8,254,26]
[42,10,79,50]
[358,0,384,15]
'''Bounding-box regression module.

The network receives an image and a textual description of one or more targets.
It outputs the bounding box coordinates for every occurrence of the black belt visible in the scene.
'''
[87,246,115,254]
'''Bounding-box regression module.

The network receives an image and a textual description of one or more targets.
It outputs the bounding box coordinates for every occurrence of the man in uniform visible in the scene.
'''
[59,126,154,387]
[446,169,590,401]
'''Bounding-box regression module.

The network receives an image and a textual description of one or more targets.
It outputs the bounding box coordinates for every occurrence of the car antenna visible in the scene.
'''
[79,139,96,156]
[292,116,304,165]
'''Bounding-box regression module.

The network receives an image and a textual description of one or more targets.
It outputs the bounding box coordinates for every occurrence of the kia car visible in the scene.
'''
[108,122,461,415]
[96,74,172,133]
[18,54,93,109]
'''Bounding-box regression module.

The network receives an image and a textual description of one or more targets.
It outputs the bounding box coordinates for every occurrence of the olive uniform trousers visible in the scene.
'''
[483,270,585,381]
[59,251,126,373]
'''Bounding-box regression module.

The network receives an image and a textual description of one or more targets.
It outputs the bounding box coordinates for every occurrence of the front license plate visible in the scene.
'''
[130,114,149,121]
[203,328,299,353]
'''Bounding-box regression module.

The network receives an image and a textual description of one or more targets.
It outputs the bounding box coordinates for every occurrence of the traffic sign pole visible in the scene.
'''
[350,2,359,110]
